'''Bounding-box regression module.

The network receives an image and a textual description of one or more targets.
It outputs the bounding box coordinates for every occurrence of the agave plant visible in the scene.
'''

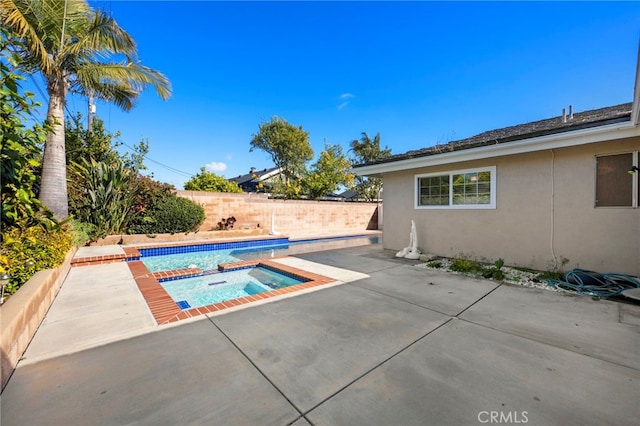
[68,158,137,238]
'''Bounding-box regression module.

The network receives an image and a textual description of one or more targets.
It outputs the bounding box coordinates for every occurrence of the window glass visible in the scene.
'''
[451,172,491,205]
[418,175,449,206]
[417,167,494,208]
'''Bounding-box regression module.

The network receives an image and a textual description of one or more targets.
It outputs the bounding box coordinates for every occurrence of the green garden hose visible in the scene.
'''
[546,269,640,298]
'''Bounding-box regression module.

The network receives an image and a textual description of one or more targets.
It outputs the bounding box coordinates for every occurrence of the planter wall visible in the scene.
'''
[0,247,76,391]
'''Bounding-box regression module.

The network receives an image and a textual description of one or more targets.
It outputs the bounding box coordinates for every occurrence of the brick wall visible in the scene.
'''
[176,191,379,236]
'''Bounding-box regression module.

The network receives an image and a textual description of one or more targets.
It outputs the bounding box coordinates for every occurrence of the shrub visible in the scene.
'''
[1,33,56,231]
[426,260,442,269]
[68,219,96,247]
[216,216,236,230]
[142,196,205,234]
[450,256,505,281]
[0,225,72,295]
[125,175,174,234]
[450,258,481,274]
[481,258,505,281]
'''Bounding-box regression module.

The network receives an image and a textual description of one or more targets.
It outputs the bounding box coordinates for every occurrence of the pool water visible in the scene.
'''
[160,266,304,309]
[141,235,380,273]
[142,248,236,272]
[137,235,380,311]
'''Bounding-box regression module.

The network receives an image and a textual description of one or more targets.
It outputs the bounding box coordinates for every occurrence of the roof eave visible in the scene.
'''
[632,40,640,126]
[354,120,640,176]
[258,168,282,181]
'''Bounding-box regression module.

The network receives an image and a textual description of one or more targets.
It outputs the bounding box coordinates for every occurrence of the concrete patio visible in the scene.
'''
[1,244,638,425]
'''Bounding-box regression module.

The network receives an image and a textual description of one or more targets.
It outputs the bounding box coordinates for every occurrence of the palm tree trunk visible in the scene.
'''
[40,76,69,220]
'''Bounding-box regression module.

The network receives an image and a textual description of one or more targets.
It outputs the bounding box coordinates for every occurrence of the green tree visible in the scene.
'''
[121,138,150,174]
[303,144,354,199]
[249,116,313,194]
[65,113,151,230]
[184,167,243,193]
[2,0,171,219]
[65,113,149,173]
[349,132,391,201]
[0,27,55,230]
[65,113,120,167]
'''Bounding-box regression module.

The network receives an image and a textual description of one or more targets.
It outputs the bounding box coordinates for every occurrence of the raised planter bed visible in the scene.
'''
[0,247,76,391]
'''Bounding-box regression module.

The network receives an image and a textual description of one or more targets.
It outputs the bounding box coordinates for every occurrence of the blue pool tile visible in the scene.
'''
[176,300,191,309]
[138,238,290,258]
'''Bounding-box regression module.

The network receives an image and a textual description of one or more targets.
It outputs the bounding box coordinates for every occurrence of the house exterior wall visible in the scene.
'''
[382,136,640,275]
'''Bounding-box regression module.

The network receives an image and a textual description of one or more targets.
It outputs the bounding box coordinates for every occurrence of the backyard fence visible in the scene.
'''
[175,191,380,236]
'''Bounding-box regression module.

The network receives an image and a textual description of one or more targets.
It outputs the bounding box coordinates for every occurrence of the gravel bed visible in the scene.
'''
[417,257,563,293]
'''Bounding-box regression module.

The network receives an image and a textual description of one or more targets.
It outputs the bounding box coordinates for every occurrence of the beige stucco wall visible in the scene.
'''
[175,191,379,237]
[382,136,640,275]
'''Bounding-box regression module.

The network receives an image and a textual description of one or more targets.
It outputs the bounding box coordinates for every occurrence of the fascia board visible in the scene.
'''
[354,122,640,176]
[258,168,282,181]
[632,41,640,126]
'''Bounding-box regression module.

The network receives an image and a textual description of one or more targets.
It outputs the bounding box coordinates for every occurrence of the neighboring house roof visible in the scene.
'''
[229,167,281,186]
[338,189,360,200]
[337,188,382,201]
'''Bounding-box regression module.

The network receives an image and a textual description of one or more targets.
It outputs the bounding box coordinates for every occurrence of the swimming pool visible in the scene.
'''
[139,234,380,273]
[160,265,305,309]
[126,233,379,323]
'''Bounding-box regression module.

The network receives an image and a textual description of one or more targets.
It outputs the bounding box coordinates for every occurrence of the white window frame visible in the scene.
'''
[415,166,497,209]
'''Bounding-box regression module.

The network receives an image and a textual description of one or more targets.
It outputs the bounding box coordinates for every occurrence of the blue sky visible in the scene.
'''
[33,1,640,188]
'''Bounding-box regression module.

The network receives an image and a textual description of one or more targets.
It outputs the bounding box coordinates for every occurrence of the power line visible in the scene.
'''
[21,61,193,180]
[114,137,193,178]
[27,74,47,101]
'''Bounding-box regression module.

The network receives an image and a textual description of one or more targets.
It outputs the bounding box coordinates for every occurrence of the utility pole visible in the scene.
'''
[88,92,96,132]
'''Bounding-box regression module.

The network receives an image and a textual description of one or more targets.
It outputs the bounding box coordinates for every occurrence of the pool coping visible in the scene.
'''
[70,247,141,266]
[126,258,335,325]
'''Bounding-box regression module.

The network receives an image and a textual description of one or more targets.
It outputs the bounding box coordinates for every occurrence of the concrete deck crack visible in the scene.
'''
[452,282,504,317]
[300,317,455,420]
[456,316,640,372]
[205,315,311,424]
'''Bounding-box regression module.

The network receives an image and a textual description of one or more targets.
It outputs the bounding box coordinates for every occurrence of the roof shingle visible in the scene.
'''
[355,103,633,168]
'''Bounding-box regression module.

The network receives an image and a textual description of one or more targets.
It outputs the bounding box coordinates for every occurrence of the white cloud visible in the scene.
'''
[337,93,355,110]
[205,161,227,172]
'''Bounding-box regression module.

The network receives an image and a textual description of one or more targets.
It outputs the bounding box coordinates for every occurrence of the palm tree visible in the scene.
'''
[350,132,391,201]
[1,0,171,219]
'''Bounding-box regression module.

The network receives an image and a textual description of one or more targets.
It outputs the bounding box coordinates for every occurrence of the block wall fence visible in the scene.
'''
[175,191,380,236]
